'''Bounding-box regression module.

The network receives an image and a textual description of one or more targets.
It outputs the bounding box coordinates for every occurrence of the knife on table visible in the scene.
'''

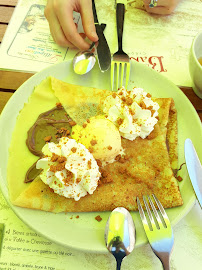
[92,0,111,72]
[184,138,202,208]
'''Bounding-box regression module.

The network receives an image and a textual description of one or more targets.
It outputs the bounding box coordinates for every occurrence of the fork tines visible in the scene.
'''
[111,60,130,91]
[137,194,174,269]
[137,194,170,231]
[111,3,131,91]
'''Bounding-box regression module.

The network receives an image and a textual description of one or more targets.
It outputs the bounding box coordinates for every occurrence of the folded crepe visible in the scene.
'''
[7,77,183,213]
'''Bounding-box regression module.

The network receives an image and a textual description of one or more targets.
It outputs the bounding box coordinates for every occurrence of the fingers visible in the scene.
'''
[45,0,95,50]
[58,6,89,50]
[44,3,74,48]
[79,0,98,42]
[54,2,92,50]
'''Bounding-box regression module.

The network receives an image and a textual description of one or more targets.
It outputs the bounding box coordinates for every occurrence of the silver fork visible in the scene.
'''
[111,3,130,91]
[137,194,174,270]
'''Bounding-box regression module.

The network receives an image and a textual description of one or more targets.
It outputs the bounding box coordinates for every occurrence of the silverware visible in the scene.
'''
[105,207,135,270]
[137,195,174,270]
[111,3,130,91]
[72,42,96,75]
[184,138,202,208]
[92,0,111,72]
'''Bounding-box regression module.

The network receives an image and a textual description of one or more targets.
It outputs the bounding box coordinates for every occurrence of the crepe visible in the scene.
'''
[8,77,183,212]
[51,77,178,171]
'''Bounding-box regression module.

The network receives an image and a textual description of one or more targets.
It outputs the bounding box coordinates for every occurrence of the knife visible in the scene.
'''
[92,0,111,72]
[184,138,202,208]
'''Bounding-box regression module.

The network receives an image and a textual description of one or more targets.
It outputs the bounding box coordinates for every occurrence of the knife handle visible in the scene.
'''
[101,23,106,31]
[116,3,125,52]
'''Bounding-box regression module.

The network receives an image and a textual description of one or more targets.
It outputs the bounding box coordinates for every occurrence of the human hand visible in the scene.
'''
[44,0,98,50]
[143,0,182,15]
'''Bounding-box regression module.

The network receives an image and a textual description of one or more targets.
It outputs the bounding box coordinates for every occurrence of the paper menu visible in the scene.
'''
[7,4,69,64]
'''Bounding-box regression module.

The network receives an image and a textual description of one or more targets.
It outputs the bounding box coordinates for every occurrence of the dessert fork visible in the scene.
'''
[111,3,130,91]
[137,194,174,270]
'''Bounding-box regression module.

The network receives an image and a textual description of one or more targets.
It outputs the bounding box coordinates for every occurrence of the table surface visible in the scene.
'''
[0,1,202,270]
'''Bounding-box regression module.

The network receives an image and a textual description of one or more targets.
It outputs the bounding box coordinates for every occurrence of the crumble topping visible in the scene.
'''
[95,215,102,222]
[36,137,101,201]
[103,86,160,140]
[44,135,52,142]
[69,121,77,126]
[56,102,63,108]
[90,139,97,146]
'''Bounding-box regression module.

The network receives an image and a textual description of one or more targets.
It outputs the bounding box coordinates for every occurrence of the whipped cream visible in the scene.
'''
[103,87,159,140]
[36,137,101,201]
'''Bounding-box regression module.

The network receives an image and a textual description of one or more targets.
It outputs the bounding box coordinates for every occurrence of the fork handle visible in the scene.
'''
[162,260,170,270]
[161,255,171,270]
[116,3,125,52]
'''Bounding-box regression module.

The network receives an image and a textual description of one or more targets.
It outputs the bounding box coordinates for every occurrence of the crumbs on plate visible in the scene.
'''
[95,215,102,222]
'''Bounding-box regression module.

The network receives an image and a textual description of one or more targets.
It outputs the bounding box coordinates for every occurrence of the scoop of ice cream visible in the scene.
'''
[103,87,160,140]
[71,116,122,162]
[36,137,101,201]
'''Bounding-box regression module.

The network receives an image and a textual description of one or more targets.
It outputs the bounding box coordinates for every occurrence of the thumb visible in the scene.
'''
[79,0,99,42]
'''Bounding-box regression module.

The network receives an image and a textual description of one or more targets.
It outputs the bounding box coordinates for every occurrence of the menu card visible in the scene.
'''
[7,4,69,64]
[0,0,202,86]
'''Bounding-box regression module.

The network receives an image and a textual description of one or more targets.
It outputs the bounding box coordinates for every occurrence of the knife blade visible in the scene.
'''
[184,138,202,208]
[92,0,111,72]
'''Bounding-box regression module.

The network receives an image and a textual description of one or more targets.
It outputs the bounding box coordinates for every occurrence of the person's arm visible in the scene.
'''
[143,0,182,15]
[44,0,98,49]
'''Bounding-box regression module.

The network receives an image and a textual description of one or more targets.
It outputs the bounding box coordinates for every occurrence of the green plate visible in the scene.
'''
[0,60,201,253]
